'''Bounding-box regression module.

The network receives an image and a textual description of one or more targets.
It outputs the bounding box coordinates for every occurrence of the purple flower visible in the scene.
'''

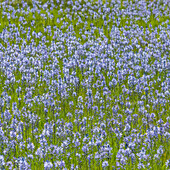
[44,160,53,169]
[102,161,109,168]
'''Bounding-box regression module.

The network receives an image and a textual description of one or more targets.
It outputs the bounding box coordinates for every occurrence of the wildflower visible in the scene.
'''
[44,160,53,169]
[102,161,109,168]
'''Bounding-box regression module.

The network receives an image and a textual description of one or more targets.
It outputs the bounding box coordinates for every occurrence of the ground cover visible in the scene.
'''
[0,0,169,169]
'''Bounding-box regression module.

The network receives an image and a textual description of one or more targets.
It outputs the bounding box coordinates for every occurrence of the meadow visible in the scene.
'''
[0,0,169,169]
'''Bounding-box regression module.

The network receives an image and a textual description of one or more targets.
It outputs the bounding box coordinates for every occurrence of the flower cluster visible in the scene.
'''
[0,0,169,169]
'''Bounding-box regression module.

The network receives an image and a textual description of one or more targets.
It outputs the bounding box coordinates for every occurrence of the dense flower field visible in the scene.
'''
[0,0,170,169]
